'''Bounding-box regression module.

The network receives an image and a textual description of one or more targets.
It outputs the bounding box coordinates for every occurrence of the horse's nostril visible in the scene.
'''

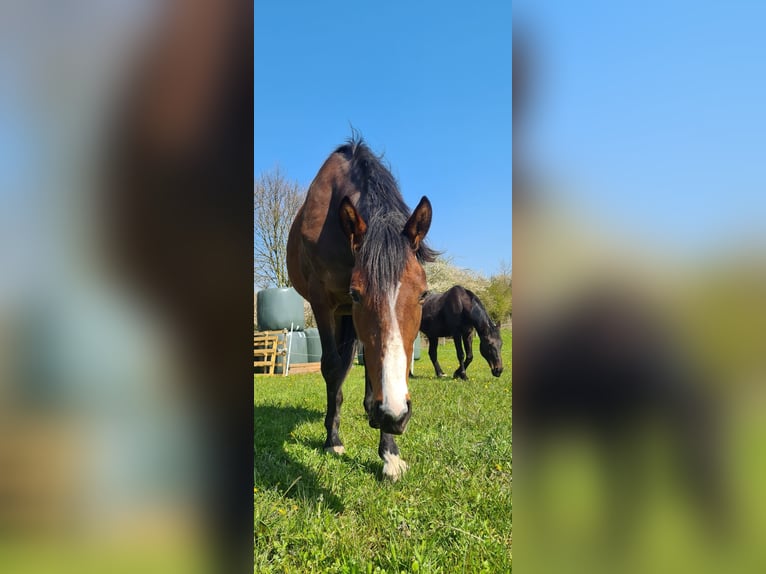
[372,400,412,434]
[376,398,408,419]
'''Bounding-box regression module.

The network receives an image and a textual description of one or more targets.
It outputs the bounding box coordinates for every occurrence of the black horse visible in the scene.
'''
[420,285,504,379]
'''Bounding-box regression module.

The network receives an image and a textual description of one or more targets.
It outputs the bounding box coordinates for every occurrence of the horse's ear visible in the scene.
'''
[403,196,432,251]
[339,196,367,252]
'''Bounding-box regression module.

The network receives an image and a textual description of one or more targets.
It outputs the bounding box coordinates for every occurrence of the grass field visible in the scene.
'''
[254,330,512,573]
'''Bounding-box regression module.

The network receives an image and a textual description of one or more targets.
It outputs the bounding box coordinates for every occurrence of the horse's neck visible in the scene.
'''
[474,319,492,339]
[468,302,492,338]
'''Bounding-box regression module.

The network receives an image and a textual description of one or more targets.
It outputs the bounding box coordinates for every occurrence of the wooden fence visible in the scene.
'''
[254,329,322,376]
[253,329,287,375]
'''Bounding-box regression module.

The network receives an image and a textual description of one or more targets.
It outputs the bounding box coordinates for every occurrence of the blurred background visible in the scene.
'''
[0,1,252,572]
[5,0,766,572]
[514,2,766,574]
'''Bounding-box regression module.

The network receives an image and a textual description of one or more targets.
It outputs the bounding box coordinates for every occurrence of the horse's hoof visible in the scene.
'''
[382,452,408,481]
[324,445,345,455]
[453,372,467,380]
[437,373,448,378]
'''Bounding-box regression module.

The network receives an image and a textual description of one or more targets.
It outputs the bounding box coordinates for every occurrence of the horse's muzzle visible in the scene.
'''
[492,366,504,377]
[370,400,412,435]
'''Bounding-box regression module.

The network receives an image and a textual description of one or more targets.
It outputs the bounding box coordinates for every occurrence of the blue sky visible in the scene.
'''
[256,1,766,278]
[254,2,512,277]
[518,1,766,258]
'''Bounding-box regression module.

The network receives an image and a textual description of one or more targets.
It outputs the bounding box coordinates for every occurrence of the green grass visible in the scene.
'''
[254,330,512,573]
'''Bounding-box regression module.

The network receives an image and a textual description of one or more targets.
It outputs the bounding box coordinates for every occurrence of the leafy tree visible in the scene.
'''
[424,255,489,294]
[479,261,512,325]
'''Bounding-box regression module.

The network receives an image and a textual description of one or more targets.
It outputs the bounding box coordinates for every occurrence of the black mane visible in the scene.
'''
[336,134,437,302]
[465,288,498,335]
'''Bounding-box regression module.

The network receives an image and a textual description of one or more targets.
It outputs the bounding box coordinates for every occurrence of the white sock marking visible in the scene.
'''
[380,282,409,419]
[382,452,409,481]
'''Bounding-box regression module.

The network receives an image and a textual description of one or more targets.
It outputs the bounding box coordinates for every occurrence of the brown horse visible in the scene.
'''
[287,135,436,480]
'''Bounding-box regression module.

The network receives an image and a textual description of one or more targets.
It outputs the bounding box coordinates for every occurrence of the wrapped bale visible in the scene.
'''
[304,328,322,363]
[256,287,305,331]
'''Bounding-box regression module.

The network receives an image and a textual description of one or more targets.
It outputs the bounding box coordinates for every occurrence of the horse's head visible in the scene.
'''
[339,196,433,435]
[481,322,504,377]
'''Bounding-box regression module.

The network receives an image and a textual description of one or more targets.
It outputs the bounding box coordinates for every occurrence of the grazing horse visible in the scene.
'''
[287,135,436,481]
[420,285,504,379]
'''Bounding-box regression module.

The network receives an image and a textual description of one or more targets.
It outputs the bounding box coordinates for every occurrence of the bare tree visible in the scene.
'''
[254,166,304,288]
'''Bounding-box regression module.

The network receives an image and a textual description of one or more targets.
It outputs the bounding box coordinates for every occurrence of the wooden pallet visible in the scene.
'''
[254,329,287,375]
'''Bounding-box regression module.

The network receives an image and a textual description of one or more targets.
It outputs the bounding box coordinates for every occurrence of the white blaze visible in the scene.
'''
[380,282,409,419]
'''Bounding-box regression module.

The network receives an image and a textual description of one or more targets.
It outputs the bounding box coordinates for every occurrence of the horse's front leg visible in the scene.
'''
[365,365,407,480]
[453,332,468,380]
[379,431,408,481]
[316,312,355,454]
[462,330,474,371]
[320,349,346,454]
[428,336,446,377]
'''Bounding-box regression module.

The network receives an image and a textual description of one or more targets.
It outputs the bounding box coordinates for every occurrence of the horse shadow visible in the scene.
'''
[254,404,344,512]
[291,413,391,482]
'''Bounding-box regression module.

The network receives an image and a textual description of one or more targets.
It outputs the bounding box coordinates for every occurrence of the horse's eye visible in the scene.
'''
[419,290,429,303]
[350,289,361,303]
